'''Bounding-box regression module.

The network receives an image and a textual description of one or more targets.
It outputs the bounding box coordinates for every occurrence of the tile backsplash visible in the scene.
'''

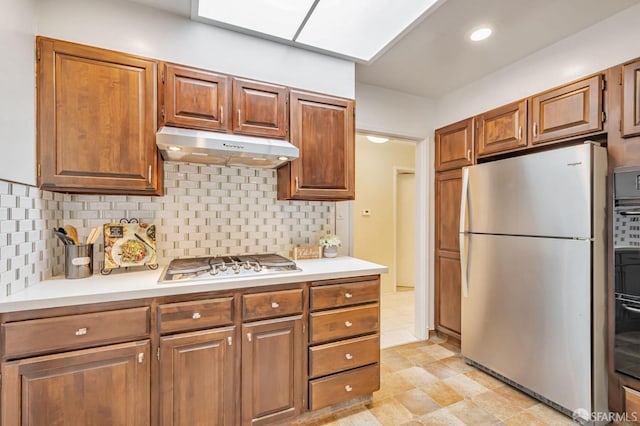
[0,162,335,296]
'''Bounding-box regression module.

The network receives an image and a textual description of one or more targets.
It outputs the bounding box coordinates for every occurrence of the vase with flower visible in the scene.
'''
[319,234,341,258]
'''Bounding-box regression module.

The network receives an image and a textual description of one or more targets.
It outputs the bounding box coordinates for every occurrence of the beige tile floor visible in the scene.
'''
[380,287,419,349]
[299,336,577,425]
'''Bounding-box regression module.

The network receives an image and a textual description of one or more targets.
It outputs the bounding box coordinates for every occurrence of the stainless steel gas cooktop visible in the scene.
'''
[158,254,299,284]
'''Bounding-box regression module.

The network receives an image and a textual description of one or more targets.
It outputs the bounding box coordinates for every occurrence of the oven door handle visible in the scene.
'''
[620,210,640,216]
[623,303,640,314]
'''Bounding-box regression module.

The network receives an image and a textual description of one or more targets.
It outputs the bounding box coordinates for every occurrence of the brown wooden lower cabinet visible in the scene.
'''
[242,315,304,426]
[1,340,150,425]
[159,327,236,426]
[0,276,381,425]
[435,251,462,337]
[625,387,640,424]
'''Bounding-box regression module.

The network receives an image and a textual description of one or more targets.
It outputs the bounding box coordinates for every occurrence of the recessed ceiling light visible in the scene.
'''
[367,135,389,144]
[470,27,492,42]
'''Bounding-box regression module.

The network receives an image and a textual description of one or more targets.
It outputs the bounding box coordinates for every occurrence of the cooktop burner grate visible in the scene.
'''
[159,253,299,283]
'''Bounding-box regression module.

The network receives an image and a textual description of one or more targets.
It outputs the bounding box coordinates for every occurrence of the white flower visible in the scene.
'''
[319,234,341,247]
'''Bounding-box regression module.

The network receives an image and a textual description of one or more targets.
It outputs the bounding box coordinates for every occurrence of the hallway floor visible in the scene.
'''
[380,287,418,349]
[300,337,575,425]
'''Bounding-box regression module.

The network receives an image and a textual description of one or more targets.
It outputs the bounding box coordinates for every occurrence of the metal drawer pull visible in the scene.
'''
[75,327,88,336]
[344,321,353,328]
[344,292,353,299]
[271,302,280,308]
[345,353,353,360]
[192,312,201,319]
[345,385,353,392]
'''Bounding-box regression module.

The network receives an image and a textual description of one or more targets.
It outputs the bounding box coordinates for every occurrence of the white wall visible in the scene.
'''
[436,2,640,127]
[356,82,435,139]
[0,0,37,185]
[36,0,355,98]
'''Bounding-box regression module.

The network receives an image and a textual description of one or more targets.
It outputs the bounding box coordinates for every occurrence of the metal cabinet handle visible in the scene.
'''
[344,321,352,328]
[345,385,353,392]
[75,327,87,336]
[238,109,241,124]
[345,353,353,360]
[148,165,152,184]
[138,352,144,363]
[227,336,233,346]
[518,125,523,140]
[533,122,538,137]
[247,333,252,342]
[271,302,279,308]
[344,292,353,299]
[192,312,201,319]
[295,177,299,192]
[220,106,224,124]
[466,149,471,160]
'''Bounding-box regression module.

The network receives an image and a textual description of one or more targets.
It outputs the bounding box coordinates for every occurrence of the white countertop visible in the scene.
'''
[0,257,388,313]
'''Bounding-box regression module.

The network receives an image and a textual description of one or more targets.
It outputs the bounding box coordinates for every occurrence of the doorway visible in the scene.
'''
[395,170,415,290]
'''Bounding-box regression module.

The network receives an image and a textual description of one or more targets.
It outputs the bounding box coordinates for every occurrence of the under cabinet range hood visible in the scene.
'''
[156,126,299,168]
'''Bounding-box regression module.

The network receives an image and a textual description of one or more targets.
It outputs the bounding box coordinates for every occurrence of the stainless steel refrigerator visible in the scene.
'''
[459,143,607,422]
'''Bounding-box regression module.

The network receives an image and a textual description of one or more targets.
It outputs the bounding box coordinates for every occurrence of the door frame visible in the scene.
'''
[339,132,431,340]
[393,167,416,291]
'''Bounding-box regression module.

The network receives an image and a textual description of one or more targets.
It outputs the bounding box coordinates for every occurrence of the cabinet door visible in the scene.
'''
[37,37,161,195]
[435,169,462,253]
[279,90,355,200]
[1,340,150,426]
[476,100,527,156]
[435,169,462,337]
[233,78,288,138]
[242,316,303,426]
[623,59,640,137]
[530,75,603,145]
[435,119,473,172]
[435,253,461,337]
[162,63,230,132]
[159,327,235,426]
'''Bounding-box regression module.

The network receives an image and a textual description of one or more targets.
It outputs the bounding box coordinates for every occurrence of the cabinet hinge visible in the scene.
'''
[161,70,165,84]
[161,106,165,119]
[602,111,606,123]
[601,78,606,91]
[156,347,160,361]
[36,47,41,61]
[37,164,41,177]
[619,71,623,85]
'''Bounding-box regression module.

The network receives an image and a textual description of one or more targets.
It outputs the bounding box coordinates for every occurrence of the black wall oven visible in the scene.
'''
[614,168,640,380]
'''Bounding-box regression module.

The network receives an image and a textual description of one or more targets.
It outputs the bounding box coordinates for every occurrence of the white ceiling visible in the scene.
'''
[126,0,640,98]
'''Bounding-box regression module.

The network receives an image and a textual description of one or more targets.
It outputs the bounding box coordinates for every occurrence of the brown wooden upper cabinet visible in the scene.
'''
[233,78,288,138]
[623,59,640,137]
[476,100,528,157]
[278,90,355,201]
[161,63,231,132]
[530,74,604,145]
[37,37,161,195]
[435,119,473,172]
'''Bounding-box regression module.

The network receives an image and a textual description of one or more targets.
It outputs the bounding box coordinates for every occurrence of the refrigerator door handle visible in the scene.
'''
[460,167,470,297]
[460,167,470,233]
[460,232,470,297]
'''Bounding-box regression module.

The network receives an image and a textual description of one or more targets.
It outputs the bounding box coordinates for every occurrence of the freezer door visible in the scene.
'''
[461,234,592,413]
[463,144,595,238]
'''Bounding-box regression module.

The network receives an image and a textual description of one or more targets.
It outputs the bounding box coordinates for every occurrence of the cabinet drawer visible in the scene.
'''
[2,307,150,359]
[310,279,379,311]
[158,297,233,334]
[624,386,640,422]
[309,334,379,378]
[309,304,379,344]
[309,364,380,411]
[243,288,303,321]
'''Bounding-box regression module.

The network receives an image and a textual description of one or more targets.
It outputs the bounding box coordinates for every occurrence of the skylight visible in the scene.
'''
[193,0,440,62]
